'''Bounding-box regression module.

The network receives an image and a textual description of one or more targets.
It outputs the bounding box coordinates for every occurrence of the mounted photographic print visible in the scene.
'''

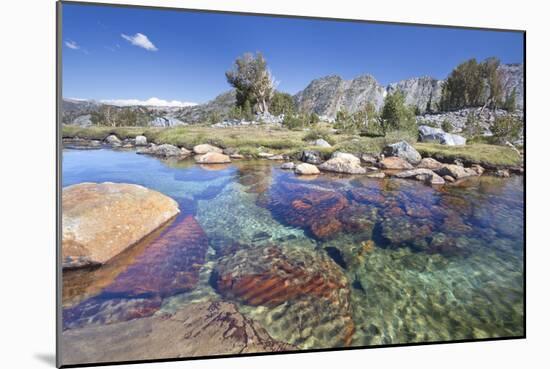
[57,1,525,367]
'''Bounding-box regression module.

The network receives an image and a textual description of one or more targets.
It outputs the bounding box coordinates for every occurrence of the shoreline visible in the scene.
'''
[62,128,524,182]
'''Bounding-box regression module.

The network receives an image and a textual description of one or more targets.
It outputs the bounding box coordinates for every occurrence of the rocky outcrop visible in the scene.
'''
[62,301,293,365]
[212,244,354,346]
[294,75,386,119]
[195,152,231,164]
[281,162,295,170]
[382,141,421,165]
[295,163,320,175]
[416,107,524,138]
[62,183,179,269]
[418,125,466,146]
[149,116,185,127]
[499,63,524,110]
[387,77,443,113]
[138,144,191,158]
[318,152,366,174]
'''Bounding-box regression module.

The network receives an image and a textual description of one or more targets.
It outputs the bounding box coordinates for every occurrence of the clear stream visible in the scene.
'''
[62,148,524,349]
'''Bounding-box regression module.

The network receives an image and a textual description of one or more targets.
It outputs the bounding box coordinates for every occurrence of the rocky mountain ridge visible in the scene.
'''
[295,63,523,119]
[62,63,523,126]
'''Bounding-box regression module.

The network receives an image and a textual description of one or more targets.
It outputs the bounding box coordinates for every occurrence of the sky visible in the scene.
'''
[62,3,524,105]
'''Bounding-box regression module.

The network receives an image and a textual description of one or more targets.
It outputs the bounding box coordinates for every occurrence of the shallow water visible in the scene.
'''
[62,148,524,350]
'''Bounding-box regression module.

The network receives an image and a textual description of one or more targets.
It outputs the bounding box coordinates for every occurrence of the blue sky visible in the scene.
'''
[62,3,524,104]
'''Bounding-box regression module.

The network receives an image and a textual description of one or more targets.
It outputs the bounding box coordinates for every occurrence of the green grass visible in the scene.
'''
[415,142,523,167]
[62,125,522,168]
[62,125,155,140]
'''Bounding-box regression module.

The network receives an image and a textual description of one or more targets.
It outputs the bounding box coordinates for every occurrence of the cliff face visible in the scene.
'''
[293,75,386,120]
[386,77,444,113]
[498,64,524,109]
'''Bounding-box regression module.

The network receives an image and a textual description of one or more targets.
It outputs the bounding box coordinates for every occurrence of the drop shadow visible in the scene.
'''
[34,353,56,366]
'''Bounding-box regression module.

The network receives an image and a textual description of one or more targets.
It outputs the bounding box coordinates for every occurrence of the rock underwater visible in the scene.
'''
[212,244,355,347]
[63,215,209,329]
[62,301,294,365]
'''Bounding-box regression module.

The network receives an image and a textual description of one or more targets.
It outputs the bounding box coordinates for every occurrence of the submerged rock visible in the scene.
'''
[281,162,295,170]
[62,182,179,269]
[367,172,386,179]
[382,141,421,165]
[495,169,511,178]
[260,182,349,239]
[295,163,320,175]
[319,152,366,174]
[212,244,354,346]
[394,168,445,186]
[62,301,293,365]
[195,152,231,164]
[63,215,209,329]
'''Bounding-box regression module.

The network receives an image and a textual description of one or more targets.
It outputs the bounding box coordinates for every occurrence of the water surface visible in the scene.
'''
[62,148,524,348]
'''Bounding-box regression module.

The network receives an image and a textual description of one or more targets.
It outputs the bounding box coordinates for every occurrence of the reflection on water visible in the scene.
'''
[62,149,524,349]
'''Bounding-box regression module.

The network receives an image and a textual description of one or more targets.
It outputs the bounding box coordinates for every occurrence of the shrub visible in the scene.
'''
[463,111,484,138]
[283,114,307,130]
[441,119,453,133]
[270,91,295,116]
[490,115,523,144]
[309,112,320,125]
[380,91,417,134]
[503,88,517,112]
[302,127,335,145]
[208,112,221,125]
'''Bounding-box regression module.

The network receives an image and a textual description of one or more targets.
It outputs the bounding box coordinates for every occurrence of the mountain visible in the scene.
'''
[62,63,524,126]
[294,63,524,119]
[498,64,524,109]
[61,99,185,127]
[293,75,386,120]
[61,91,236,126]
[386,77,443,113]
[174,90,237,123]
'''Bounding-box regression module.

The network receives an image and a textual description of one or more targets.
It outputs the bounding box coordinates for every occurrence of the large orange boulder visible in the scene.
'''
[62,182,180,269]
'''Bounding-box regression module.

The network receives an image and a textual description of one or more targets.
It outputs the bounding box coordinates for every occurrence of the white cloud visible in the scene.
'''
[100,97,197,108]
[65,40,79,50]
[121,33,158,51]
